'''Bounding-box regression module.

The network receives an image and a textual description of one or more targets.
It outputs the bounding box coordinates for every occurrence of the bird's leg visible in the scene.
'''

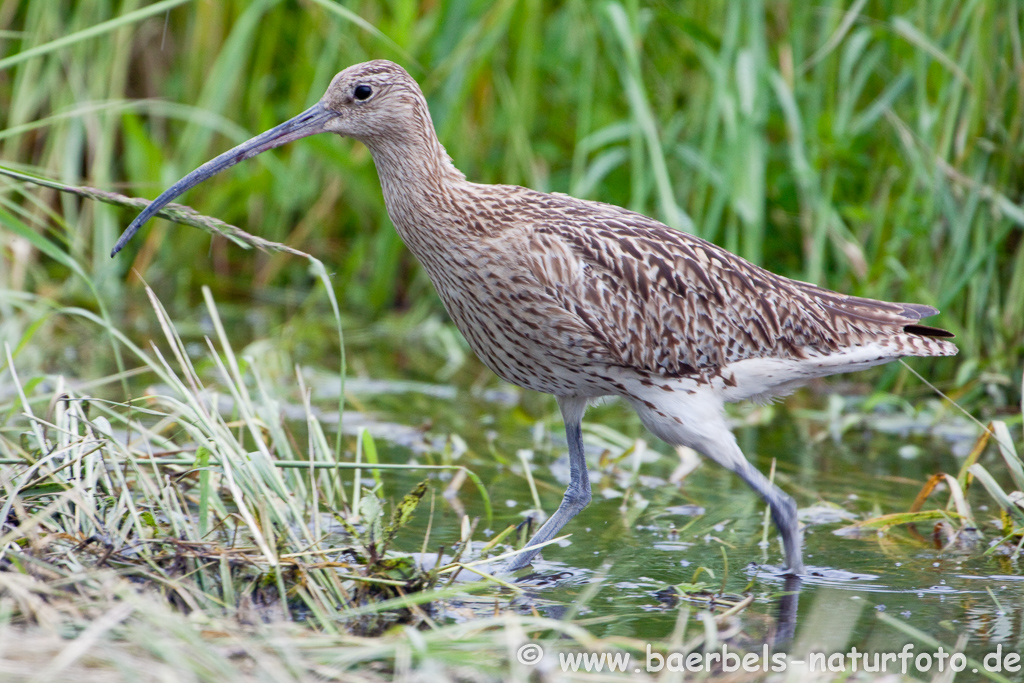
[507,396,591,572]
[729,457,804,575]
[629,396,805,575]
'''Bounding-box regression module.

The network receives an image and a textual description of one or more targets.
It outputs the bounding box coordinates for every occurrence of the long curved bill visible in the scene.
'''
[110,102,337,257]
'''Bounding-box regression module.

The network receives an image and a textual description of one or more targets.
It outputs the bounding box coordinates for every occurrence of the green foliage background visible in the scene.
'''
[1,0,1022,391]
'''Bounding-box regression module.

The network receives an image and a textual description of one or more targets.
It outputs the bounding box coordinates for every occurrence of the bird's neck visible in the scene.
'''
[365,128,469,254]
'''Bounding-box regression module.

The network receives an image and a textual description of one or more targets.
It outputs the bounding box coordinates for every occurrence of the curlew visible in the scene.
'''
[112,60,956,575]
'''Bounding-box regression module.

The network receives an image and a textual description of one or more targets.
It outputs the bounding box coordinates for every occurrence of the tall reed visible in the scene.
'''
[1,0,1021,387]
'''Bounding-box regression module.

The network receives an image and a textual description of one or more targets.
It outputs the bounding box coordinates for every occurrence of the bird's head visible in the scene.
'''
[110,60,424,257]
[319,60,426,141]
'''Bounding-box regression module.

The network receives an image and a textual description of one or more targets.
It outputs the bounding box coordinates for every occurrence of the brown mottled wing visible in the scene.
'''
[521,194,946,376]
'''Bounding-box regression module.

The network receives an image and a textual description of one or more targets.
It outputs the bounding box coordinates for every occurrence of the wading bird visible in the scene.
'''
[113,60,956,575]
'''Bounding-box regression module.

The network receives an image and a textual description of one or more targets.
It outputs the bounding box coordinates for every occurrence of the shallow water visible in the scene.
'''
[290,318,1021,667]
[393,434,1020,654]
[47,301,1024,667]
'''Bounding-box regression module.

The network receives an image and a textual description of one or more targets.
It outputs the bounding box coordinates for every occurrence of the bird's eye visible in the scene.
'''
[354,85,373,101]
